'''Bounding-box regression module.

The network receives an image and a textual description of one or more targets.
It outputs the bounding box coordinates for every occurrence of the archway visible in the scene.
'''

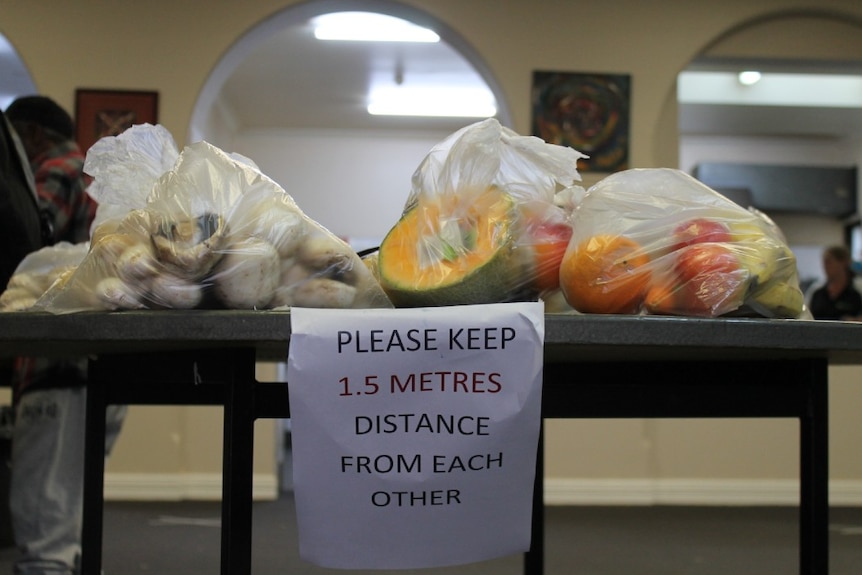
[653,10,862,171]
[676,10,862,282]
[679,10,862,161]
[188,0,510,245]
[657,8,862,493]
[190,0,511,140]
[187,1,511,490]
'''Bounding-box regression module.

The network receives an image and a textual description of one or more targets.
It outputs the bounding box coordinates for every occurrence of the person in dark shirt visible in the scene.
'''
[0,106,46,472]
[4,95,125,575]
[6,96,95,246]
[808,244,862,321]
[0,109,44,290]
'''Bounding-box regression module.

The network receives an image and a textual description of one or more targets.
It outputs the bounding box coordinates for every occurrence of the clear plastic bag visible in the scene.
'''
[376,118,587,307]
[0,242,89,311]
[559,168,806,318]
[36,125,391,312]
[84,123,181,236]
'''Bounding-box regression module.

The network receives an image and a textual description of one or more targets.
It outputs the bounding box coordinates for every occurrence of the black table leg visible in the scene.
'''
[80,363,107,575]
[524,422,544,575]
[799,358,828,575]
[220,348,257,575]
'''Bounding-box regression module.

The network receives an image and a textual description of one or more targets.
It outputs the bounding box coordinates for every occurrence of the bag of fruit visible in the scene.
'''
[375,118,586,307]
[558,168,806,318]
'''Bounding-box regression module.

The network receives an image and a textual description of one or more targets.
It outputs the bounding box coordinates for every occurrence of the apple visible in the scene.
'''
[671,217,732,250]
[673,243,747,315]
[675,243,738,280]
[530,222,573,292]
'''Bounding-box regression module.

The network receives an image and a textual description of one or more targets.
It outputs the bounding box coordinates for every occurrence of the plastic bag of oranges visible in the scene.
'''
[559,168,806,318]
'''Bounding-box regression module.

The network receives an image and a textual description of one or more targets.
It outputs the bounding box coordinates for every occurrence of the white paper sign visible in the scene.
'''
[286,302,544,570]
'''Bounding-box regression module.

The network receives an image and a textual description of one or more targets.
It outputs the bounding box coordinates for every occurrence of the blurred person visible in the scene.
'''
[0,106,45,288]
[0,106,46,422]
[6,96,94,245]
[5,95,126,575]
[807,244,862,321]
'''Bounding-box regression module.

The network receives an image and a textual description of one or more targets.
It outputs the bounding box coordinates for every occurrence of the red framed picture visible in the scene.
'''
[74,89,158,152]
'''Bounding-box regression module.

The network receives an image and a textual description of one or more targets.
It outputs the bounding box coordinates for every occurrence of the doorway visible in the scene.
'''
[662,9,862,493]
[188,0,510,245]
[678,11,862,285]
[189,1,511,493]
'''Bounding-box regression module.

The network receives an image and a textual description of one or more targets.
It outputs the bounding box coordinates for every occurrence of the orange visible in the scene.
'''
[644,280,683,315]
[644,278,711,316]
[560,234,652,314]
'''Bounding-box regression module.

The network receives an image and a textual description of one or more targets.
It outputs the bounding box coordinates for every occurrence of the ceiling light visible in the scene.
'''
[313,12,440,43]
[368,86,496,118]
[678,71,862,108]
[738,70,762,86]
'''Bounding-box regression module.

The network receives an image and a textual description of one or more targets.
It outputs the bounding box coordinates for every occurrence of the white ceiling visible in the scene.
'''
[679,58,862,139]
[216,19,496,134]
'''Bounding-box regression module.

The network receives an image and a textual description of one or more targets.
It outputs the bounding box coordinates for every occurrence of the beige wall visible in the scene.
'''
[4,0,862,503]
[12,1,861,168]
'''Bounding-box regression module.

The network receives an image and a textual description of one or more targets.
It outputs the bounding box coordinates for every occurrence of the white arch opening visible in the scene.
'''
[187,0,512,244]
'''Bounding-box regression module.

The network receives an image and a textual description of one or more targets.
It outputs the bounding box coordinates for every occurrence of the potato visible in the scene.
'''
[297,235,358,284]
[291,278,357,308]
[96,277,147,310]
[148,273,203,309]
[212,237,280,309]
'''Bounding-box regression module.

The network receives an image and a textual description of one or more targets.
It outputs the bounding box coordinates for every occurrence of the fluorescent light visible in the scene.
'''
[679,71,862,108]
[737,70,761,86]
[313,12,439,43]
[368,86,496,117]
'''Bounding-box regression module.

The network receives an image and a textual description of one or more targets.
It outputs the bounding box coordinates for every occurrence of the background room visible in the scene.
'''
[2,0,862,511]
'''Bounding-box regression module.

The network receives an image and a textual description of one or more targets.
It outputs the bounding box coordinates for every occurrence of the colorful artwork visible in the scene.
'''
[531,71,630,173]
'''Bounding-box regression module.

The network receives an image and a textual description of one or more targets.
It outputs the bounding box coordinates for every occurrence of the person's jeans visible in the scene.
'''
[10,387,125,575]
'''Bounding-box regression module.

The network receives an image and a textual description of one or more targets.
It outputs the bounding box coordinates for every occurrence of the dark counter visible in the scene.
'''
[1,310,861,364]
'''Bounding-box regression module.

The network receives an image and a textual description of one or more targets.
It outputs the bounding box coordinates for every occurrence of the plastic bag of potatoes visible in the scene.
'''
[35,125,392,313]
[0,242,88,312]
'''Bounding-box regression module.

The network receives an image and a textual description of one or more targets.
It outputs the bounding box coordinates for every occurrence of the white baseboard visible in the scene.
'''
[104,473,279,501]
[544,478,862,506]
[104,474,862,506]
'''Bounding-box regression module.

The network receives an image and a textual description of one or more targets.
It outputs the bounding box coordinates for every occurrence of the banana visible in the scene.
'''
[746,280,805,318]
[727,216,798,289]
[735,243,775,287]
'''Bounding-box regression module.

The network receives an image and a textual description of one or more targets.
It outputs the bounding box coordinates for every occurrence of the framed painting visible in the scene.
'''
[74,89,158,151]
[531,71,630,173]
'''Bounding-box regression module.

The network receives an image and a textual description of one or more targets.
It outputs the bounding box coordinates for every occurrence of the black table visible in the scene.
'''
[2,310,861,575]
